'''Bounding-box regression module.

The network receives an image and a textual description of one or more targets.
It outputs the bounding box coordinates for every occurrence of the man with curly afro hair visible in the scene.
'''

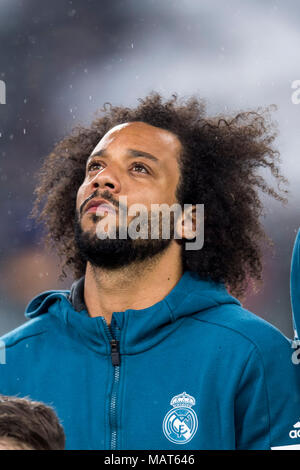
[0,93,300,450]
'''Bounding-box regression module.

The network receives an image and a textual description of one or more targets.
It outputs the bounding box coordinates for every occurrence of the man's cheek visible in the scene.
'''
[76,186,85,211]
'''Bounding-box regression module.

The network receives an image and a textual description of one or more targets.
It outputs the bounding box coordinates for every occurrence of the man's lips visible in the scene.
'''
[85,198,116,215]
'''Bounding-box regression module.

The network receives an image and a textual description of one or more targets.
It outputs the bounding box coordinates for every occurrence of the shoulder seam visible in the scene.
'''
[190,313,275,351]
[3,331,47,350]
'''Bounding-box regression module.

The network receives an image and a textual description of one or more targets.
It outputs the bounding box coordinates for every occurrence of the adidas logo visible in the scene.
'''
[289,421,300,439]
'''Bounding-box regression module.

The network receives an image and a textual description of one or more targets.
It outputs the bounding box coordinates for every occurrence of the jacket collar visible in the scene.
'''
[69,276,86,313]
[25,271,240,355]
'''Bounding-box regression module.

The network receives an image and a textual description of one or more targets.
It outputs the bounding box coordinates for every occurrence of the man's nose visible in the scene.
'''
[91,166,121,193]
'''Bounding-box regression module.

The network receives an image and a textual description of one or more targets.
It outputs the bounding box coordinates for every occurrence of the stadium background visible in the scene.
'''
[0,0,299,337]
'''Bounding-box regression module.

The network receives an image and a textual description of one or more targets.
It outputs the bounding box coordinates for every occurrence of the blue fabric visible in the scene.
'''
[291,229,300,340]
[1,270,300,450]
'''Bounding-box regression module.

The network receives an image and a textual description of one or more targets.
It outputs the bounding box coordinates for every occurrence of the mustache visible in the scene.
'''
[79,189,120,216]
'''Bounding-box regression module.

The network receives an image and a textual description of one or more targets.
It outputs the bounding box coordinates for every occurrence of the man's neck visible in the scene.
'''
[83,242,183,324]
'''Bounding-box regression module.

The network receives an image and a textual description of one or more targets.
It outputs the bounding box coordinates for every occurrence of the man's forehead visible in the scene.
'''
[90,121,181,157]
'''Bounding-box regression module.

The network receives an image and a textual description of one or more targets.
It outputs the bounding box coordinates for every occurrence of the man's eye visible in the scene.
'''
[132,163,149,174]
[88,162,103,172]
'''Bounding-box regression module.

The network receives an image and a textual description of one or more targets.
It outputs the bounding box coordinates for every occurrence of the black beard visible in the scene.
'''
[74,212,172,269]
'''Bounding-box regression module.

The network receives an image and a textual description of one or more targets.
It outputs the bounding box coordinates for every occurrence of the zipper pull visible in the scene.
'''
[110,339,120,366]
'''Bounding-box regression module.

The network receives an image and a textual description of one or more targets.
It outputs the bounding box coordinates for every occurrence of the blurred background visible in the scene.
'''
[0,0,299,337]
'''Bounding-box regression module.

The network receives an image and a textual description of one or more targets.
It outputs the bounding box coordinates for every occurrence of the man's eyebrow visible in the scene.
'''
[87,149,106,163]
[127,149,159,163]
[87,148,159,163]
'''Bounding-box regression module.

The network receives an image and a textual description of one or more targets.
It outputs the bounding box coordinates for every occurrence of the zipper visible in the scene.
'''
[111,339,121,366]
[101,317,121,450]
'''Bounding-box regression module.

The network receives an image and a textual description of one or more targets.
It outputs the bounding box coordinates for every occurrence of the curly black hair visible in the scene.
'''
[31,92,287,296]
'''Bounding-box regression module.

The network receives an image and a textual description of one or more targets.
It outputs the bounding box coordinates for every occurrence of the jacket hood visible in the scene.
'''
[24,271,241,354]
[291,229,300,340]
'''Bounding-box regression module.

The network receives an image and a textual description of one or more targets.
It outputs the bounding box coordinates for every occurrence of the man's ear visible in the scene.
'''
[174,204,205,251]
[175,204,197,240]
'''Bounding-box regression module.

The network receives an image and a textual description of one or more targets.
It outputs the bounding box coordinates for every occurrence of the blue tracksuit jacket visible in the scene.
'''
[0,270,300,450]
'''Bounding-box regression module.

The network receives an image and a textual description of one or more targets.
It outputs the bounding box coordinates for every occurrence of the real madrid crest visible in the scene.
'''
[162,392,198,444]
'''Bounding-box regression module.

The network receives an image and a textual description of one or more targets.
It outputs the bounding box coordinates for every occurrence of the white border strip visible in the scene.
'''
[271,444,300,450]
